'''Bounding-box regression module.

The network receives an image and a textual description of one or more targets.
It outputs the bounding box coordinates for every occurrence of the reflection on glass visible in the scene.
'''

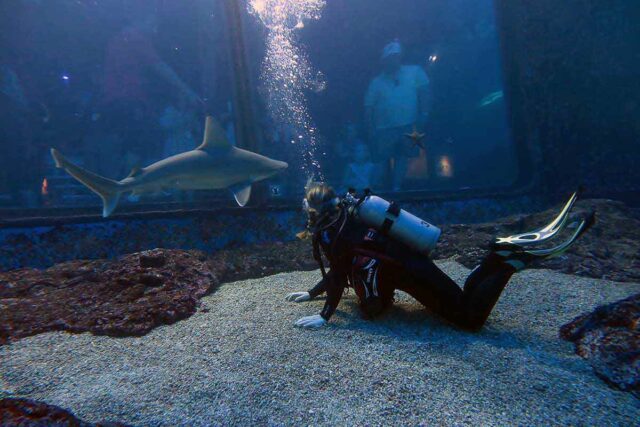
[0,0,517,215]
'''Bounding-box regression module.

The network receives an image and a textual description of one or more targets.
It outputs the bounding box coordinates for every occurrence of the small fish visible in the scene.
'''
[478,90,503,108]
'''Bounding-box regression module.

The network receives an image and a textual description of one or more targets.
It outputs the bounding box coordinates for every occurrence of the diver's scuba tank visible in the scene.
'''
[345,191,441,255]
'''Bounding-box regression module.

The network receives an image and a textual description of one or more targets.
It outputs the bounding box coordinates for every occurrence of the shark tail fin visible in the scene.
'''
[50,148,123,217]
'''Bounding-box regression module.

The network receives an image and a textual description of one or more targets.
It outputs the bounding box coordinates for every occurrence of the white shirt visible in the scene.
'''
[364,65,429,130]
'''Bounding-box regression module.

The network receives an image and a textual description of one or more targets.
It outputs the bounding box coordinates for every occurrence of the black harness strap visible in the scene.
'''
[312,233,327,279]
[378,201,401,236]
[387,201,401,217]
[380,218,394,235]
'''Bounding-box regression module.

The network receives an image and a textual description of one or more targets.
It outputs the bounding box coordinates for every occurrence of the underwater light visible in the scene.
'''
[41,178,49,196]
[429,55,438,63]
[439,156,453,177]
[61,75,70,81]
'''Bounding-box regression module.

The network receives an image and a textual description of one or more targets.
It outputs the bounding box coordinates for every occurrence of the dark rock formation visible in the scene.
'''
[560,293,640,398]
[0,397,128,426]
[0,249,217,345]
[210,239,317,282]
[433,199,640,283]
[0,242,317,346]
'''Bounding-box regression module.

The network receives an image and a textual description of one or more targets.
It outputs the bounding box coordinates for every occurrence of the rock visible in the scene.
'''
[0,241,319,346]
[560,293,640,397]
[0,397,130,426]
[0,250,215,345]
[138,273,164,287]
[139,250,167,268]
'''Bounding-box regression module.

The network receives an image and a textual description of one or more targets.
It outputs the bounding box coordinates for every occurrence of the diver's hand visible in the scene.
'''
[295,314,327,329]
[285,291,311,303]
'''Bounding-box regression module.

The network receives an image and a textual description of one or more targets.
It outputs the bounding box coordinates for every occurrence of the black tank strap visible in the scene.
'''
[312,233,327,279]
[387,201,401,217]
[380,218,394,235]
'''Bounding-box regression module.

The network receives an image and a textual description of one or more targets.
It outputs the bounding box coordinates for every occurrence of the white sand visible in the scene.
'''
[2,260,639,426]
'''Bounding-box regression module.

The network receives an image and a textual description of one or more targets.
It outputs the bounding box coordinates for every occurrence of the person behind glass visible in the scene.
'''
[364,40,430,191]
[334,122,360,181]
[341,143,375,193]
[99,8,201,177]
[0,61,41,206]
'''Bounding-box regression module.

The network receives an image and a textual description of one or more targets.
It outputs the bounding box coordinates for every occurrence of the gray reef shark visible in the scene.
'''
[51,116,288,217]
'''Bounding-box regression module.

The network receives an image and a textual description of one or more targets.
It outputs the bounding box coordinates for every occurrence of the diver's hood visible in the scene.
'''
[303,195,342,233]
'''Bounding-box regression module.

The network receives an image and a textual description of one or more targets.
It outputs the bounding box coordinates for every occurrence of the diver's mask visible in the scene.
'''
[302,193,342,233]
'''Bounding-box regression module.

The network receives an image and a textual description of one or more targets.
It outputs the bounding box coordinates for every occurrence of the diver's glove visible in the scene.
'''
[285,291,311,303]
[295,314,327,328]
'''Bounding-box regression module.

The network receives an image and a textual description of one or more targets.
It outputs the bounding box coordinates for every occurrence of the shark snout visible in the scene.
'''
[276,160,288,170]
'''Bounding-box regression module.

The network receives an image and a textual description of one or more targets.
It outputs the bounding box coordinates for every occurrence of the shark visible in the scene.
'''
[50,116,288,217]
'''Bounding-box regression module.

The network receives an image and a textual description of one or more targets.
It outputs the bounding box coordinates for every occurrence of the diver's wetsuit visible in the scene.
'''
[308,208,517,331]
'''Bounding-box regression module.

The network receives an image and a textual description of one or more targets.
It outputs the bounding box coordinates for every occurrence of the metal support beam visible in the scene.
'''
[221,0,260,153]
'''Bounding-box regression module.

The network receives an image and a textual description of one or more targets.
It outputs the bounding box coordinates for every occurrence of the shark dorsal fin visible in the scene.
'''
[127,166,142,179]
[198,116,231,151]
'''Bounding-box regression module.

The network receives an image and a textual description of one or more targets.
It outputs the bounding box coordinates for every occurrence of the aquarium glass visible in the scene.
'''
[0,0,518,217]
[246,0,518,197]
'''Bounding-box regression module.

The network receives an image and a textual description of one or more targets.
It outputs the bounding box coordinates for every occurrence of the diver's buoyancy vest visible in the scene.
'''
[351,195,441,255]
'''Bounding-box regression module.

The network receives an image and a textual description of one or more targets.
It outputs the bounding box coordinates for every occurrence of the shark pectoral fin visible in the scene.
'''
[198,116,231,151]
[231,183,252,207]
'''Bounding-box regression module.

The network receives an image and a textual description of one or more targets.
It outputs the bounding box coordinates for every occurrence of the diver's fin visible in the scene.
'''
[495,211,595,270]
[231,183,252,207]
[495,191,579,246]
[525,211,595,258]
[50,148,122,218]
[198,116,231,151]
[127,166,143,178]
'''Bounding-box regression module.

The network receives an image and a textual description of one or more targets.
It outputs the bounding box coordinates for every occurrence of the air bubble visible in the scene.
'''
[249,0,326,180]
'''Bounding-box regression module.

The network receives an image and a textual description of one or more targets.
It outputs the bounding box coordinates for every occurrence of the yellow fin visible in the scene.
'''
[198,116,231,151]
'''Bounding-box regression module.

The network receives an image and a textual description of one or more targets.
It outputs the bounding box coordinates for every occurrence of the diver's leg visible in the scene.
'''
[463,252,510,294]
[460,258,516,330]
[396,251,515,330]
[397,255,467,327]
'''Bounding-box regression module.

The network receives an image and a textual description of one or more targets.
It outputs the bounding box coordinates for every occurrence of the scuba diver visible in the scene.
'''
[287,182,595,330]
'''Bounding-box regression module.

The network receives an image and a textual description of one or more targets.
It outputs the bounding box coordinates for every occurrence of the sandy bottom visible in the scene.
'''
[2,260,639,426]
